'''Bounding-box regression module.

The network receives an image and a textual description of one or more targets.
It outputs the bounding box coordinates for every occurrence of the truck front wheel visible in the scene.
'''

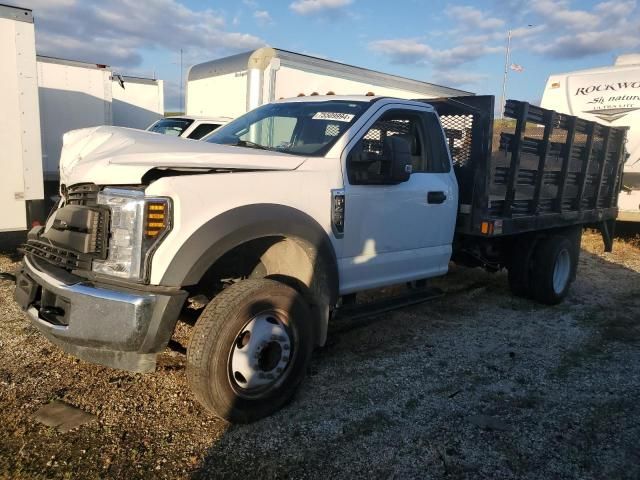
[530,235,576,305]
[186,278,314,423]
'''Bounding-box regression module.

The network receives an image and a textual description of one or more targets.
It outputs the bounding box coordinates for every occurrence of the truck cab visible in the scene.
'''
[13,95,626,423]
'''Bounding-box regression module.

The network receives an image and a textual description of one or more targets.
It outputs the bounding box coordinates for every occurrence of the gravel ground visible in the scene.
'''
[0,229,639,479]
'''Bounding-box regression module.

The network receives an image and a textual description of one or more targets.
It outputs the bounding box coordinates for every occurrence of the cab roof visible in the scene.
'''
[274,95,436,111]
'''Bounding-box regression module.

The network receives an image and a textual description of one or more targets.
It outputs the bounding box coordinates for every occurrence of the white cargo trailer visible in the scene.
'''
[36,56,113,182]
[186,47,471,118]
[1,4,165,232]
[37,57,164,182]
[0,4,44,232]
[112,75,164,129]
[541,54,640,222]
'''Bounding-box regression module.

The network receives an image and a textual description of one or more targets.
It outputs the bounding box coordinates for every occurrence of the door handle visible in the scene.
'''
[427,191,447,204]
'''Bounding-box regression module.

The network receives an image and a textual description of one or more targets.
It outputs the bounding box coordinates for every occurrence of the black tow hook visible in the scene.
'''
[0,272,17,283]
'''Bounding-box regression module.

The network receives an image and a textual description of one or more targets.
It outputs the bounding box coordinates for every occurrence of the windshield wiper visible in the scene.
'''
[234,139,272,151]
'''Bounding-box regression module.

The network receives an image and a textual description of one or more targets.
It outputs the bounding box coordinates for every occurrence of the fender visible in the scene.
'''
[159,203,339,306]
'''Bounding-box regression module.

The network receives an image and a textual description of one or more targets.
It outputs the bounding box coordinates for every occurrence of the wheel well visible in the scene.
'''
[189,235,333,346]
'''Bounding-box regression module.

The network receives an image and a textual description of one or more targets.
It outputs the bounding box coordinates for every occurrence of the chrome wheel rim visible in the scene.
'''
[553,249,571,294]
[229,311,293,396]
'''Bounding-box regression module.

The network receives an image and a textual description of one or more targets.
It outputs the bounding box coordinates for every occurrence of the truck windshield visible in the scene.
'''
[147,118,194,136]
[205,101,367,156]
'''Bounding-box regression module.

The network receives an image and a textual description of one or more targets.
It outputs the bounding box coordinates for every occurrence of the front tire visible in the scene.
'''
[187,279,313,423]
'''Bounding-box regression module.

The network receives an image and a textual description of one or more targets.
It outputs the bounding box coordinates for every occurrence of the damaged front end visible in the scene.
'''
[13,183,187,372]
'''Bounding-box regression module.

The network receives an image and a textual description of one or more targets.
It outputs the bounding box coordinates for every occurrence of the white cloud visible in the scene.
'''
[531,0,640,58]
[531,0,600,30]
[446,5,504,30]
[254,9,273,26]
[533,29,640,58]
[369,38,502,68]
[431,70,488,88]
[7,0,264,68]
[289,0,352,15]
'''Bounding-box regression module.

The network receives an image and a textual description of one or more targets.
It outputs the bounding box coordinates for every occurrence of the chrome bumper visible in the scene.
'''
[15,256,187,372]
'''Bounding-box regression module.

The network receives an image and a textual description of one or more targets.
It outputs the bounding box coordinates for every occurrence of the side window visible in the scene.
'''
[347,110,429,185]
[289,120,349,154]
[187,123,221,140]
[423,112,451,173]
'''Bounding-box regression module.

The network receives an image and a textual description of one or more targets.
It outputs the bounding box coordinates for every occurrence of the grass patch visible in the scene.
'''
[553,295,640,377]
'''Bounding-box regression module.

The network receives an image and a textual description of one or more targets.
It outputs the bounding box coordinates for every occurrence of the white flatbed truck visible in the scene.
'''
[11,94,626,423]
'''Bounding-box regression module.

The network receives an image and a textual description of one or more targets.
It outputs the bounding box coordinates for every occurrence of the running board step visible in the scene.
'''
[333,287,444,323]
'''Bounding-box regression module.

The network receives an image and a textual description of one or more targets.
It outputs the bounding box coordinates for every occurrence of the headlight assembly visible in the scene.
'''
[92,188,171,281]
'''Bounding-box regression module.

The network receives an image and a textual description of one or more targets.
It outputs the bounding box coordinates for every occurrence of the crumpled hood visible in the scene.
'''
[59,126,306,186]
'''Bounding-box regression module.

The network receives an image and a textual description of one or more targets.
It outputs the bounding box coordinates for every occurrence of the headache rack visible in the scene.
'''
[426,96,628,237]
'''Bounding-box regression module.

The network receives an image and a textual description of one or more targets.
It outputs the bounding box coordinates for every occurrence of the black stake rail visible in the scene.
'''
[556,115,576,212]
[425,95,628,237]
[577,122,595,211]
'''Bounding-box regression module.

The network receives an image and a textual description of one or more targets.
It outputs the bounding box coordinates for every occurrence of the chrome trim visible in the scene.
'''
[23,256,156,340]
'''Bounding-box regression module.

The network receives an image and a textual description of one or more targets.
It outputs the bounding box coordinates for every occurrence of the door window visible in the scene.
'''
[347,110,429,185]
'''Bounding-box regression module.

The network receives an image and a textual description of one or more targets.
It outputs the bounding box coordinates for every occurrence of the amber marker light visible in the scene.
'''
[145,201,168,238]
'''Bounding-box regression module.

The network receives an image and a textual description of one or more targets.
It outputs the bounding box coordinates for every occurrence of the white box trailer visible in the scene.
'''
[36,56,113,181]
[0,4,43,232]
[541,54,640,222]
[186,47,471,118]
[1,4,164,232]
[112,75,164,129]
[37,57,164,182]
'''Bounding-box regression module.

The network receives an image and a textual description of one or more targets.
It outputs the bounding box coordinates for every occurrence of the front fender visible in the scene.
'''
[158,203,339,305]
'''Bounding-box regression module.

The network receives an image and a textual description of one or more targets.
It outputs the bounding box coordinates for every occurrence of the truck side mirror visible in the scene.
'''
[383,136,412,184]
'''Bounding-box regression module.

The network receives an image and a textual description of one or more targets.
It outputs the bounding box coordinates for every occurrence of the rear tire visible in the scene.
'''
[187,278,314,423]
[530,235,576,305]
[507,236,536,298]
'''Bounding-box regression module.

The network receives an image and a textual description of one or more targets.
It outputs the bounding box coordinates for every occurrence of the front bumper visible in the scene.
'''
[14,256,187,372]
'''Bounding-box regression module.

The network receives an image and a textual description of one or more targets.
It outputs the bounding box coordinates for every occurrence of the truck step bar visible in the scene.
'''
[331,287,444,332]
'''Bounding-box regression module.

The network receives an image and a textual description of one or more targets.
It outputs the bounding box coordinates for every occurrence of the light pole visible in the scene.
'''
[500,25,534,119]
[172,49,185,113]
[179,48,183,113]
[499,29,512,119]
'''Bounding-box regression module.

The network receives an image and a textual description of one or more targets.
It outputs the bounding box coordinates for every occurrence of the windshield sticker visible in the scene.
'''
[312,112,355,122]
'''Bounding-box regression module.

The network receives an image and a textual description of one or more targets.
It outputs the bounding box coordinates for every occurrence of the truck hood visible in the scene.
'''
[59,126,306,186]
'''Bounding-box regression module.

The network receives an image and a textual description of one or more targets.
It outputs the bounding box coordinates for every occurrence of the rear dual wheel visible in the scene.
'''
[508,234,578,305]
[187,279,313,423]
[530,236,575,305]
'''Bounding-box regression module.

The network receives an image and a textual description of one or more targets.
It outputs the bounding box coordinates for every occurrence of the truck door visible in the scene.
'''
[338,105,458,294]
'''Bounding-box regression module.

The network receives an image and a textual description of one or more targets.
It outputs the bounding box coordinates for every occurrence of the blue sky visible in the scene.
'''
[11,0,640,111]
